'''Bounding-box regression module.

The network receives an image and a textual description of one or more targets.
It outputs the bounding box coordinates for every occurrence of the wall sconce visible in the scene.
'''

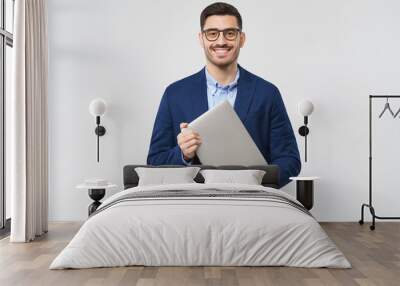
[298,100,314,162]
[89,98,107,162]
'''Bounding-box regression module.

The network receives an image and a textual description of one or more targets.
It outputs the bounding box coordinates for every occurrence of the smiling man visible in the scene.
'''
[147,2,301,187]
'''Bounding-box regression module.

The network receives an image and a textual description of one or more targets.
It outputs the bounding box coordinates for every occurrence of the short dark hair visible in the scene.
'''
[200,2,242,30]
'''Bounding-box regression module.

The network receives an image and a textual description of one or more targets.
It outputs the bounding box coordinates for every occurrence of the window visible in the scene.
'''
[0,0,14,234]
[5,0,13,33]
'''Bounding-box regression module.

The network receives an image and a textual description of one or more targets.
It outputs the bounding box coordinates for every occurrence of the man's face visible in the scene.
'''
[199,15,246,68]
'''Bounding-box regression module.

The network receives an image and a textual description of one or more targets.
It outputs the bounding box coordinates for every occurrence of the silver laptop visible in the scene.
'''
[187,100,267,166]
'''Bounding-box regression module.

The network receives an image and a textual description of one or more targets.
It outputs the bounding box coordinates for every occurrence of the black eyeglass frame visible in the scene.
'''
[202,28,242,41]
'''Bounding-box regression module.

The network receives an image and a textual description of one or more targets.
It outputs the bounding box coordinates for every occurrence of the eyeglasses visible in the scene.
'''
[202,28,241,41]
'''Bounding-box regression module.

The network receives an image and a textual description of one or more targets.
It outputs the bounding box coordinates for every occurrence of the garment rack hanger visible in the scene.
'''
[359,95,400,230]
[378,97,395,118]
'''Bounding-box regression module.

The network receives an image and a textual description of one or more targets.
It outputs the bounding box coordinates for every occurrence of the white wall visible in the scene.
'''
[48,0,400,221]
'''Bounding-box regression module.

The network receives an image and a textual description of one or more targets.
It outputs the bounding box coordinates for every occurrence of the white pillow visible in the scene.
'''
[135,167,201,186]
[200,169,266,185]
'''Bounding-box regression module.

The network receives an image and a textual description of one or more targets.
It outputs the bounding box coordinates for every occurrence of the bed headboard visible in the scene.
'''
[123,165,280,189]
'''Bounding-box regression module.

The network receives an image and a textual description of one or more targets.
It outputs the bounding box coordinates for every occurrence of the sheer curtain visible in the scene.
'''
[8,0,48,242]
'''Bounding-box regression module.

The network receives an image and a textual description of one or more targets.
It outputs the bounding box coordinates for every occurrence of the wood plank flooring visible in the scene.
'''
[0,222,399,286]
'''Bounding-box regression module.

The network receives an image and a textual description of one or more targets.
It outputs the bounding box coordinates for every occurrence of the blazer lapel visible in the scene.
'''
[189,67,208,121]
[234,64,256,123]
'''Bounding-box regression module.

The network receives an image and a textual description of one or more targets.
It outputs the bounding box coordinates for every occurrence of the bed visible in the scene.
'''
[50,165,350,269]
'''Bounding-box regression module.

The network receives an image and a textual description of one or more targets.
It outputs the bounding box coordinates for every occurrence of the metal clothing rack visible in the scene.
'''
[359,95,400,230]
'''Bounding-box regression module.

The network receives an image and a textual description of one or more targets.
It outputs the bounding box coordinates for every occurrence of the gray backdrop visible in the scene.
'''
[47,0,400,221]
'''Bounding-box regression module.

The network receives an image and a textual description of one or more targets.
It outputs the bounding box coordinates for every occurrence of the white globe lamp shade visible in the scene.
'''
[89,98,107,117]
[298,100,314,116]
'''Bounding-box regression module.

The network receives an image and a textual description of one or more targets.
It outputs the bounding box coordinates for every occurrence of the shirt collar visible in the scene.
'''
[205,67,240,91]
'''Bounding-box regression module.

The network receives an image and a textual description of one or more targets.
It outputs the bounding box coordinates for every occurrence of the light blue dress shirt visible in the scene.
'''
[181,67,240,164]
[205,67,240,109]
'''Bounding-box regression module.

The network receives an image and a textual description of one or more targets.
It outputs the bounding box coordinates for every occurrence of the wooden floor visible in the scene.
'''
[0,222,399,286]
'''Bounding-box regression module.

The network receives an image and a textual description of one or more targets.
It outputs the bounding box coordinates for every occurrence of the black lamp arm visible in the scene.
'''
[298,116,310,162]
[94,116,106,162]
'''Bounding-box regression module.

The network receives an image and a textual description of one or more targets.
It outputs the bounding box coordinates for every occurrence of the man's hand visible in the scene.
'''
[177,123,201,161]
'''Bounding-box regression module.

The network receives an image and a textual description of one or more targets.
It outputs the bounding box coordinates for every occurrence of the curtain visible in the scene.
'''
[9,0,48,242]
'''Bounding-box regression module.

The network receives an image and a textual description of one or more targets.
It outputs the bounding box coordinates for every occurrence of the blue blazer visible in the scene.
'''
[147,65,301,188]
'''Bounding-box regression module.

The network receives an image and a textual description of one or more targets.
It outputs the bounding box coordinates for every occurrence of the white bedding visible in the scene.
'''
[50,183,351,269]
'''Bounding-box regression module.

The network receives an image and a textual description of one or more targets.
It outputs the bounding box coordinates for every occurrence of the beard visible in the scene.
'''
[204,43,240,69]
